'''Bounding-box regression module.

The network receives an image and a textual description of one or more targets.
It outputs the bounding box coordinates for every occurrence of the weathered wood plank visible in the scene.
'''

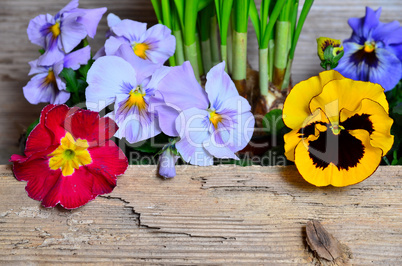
[0,165,401,264]
[1,0,402,163]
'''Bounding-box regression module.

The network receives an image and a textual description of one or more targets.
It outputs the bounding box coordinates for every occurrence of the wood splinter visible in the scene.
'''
[306,220,352,265]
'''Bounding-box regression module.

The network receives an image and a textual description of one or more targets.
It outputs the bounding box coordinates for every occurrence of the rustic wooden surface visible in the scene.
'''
[0,165,401,264]
[1,0,402,163]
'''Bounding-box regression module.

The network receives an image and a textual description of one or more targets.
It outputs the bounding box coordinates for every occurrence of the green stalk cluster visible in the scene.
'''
[151,0,313,96]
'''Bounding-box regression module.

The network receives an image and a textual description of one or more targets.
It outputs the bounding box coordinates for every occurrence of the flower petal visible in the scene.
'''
[340,98,393,155]
[150,91,180,137]
[140,24,176,64]
[282,70,344,129]
[294,129,382,187]
[205,62,239,110]
[63,46,91,70]
[157,61,209,111]
[75,7,107,38]
[86,56,137,112]
[309,78,389,121]
[60,13,87,53]
[111,19,147,42]
[175,107,212,166]
[368,48,402,91]
[41,167,95,209]
[158,149,179,178]
[27,14,53,47]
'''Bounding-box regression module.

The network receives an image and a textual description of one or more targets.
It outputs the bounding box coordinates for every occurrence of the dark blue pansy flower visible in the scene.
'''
[335,7,402,91]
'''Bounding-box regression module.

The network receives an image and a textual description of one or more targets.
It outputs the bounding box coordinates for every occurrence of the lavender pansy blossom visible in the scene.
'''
[86,52,169,143]
[103,14,176,66]
[335,7,402,91]
[23,46,90,104]
[27,0,106,65]
[154,61,255,166]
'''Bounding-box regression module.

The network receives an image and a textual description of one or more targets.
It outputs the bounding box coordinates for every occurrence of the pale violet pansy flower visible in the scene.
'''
[23,46,90,104]
[27,0,106,65]
[103,14,176,66]
[86,48,169,143]
[154,61,255,166]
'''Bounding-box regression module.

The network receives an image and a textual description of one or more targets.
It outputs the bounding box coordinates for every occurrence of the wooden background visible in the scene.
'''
[0,0,402,263]
[1,0,402,163]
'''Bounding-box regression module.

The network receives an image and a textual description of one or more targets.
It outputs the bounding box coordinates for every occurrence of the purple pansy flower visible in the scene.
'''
[27,0,106,65]
[86,48,169,143]
[154,61,255,166]
[335,7,402,91]
[103,14,176,66]
[23,46,90,104]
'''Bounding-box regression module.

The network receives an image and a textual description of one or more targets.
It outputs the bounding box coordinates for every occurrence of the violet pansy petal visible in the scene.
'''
[86,56,137,112]
[206,61,240,110]
[75,7,107,38]
[38,37,65,66]
[175,107,212,166]
[59,0,79,15]
[27,14,53,47]
[28,59,47,76]
[114,44,161,84]
[63,46,91,70]
[140,24,176,64]
[23,74,50,104]
[158,149,179,178]
[158,61,209,111]
[93,46,106,60]
[335,42,363,81]
[369,48,402,91]
[203,138,238,160]
[104,36,128,56]
[150,91,180,137]
[53,90,71,104]
[388,43,402,62]
[112,20,147,42]
[373,21,402,45]
[362,7,382,38]
[107,13,122,28]
[60,13,87,53]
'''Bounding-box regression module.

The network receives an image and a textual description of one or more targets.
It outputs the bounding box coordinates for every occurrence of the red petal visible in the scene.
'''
[42,167,95,209]
[67,110,118,146]
[88,140,128,180]
[89,168,116,195]
[44,105,71,142]
[13,157,60,201]
[25,104,56,156]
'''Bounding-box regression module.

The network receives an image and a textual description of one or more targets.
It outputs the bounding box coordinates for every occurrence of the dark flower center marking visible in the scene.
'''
[308,129,365,170]
[341,113,374,134]
[350,46,378,68]
[298,113,374,170]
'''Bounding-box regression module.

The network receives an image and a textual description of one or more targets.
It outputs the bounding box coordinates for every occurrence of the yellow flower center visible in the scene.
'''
[330,122,345,135]
[209,110,222,129]
[126,88,147,111]
[364,42,375,53]
[50,21,61,38]
[45,69,56,85]
[133,42,149,59]
[48,132,92,176]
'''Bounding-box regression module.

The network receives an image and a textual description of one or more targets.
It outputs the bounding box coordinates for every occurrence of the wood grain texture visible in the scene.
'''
[1,0,402,163]
[0,165,401,264]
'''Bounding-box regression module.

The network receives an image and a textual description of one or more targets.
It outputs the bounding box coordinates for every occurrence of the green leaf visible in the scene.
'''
[26,118,40,137]
[262,109,285,135]
[78,59,93,80]
[59,68,78,93]
[39,49,45,55]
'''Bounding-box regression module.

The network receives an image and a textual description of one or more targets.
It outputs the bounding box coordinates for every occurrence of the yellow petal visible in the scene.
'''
[309,79,389,121]
[340,98,394,155]
[284,108,329,161]
[294,129,382,187]
[283,70,344,129]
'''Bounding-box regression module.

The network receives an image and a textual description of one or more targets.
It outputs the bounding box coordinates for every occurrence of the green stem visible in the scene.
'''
[184,42,200,82]
[273,21,290,88]
[195,32,204,76]
[281,58,292,90]
[259,48,269,96]
[210,15,220,66]
[227,20,233,74]
[232,31,247,81]
[173,30,185,65]
[221,44,227,72]
[201,39,212,72]
[268,39,274,81]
